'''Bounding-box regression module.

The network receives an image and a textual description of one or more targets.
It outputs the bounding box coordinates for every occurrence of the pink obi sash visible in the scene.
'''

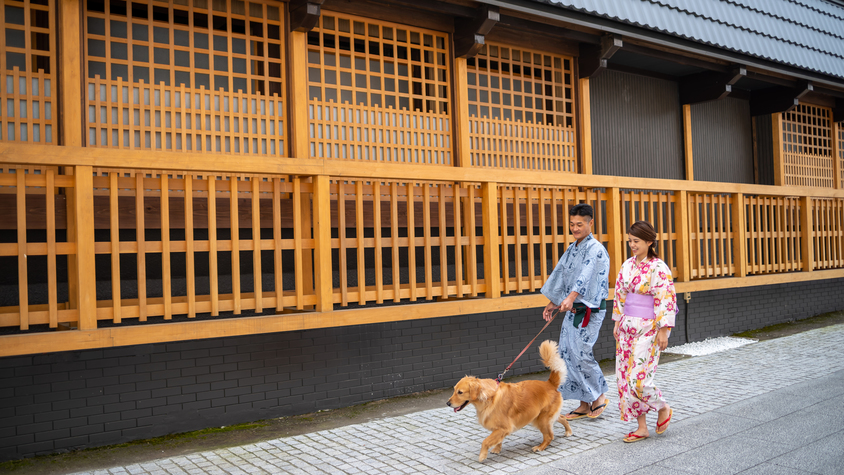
[624,292,655,320]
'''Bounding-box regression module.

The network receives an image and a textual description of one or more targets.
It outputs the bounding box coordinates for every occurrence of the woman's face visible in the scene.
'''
[627,234,653,261]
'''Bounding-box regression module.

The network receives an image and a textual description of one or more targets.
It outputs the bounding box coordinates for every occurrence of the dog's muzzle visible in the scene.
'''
[446,400,469,412]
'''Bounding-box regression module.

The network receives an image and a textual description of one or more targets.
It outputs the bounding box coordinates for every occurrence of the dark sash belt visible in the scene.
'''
[572,300,606,328]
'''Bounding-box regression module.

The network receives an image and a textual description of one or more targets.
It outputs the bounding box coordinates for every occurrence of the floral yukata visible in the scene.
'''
[612,256,677,421]
[540,234,610,402]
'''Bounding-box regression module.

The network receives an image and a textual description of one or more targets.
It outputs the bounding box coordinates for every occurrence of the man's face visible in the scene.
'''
[570,214,593,242]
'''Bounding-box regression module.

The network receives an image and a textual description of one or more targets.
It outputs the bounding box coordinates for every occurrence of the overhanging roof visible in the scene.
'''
[495,0,844,81]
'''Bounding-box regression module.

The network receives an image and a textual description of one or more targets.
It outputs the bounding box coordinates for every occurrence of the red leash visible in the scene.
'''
[495,308,560,384]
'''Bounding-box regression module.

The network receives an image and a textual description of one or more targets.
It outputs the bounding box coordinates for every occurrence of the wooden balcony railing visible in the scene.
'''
[1,145,844,356]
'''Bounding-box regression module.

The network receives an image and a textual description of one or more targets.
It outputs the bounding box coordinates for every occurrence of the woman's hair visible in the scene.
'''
[628,220,658,260]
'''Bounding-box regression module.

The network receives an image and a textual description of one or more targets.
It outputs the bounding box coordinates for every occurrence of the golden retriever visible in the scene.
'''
[446,340,572,462]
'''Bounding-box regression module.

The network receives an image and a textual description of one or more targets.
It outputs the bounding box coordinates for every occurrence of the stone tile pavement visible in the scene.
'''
[70,324,844,475]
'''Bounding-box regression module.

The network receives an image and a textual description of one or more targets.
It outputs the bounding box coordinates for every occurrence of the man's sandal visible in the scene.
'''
[623,432,649,443]
[561,410,589,421]
[656,408,673,434]
[587,400,608,418]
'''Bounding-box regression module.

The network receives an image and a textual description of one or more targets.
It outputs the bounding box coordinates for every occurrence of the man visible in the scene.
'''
[540,203,610,421]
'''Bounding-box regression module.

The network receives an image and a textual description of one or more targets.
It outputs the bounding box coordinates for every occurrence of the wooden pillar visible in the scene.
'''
[674,190,691,282]
[481,182,501,298]
[72,166,97,330]
[800,195,814,272]
[312,175,334,312]
[683,104,694,181]
[578,78,593,175]
[772,113,785,186]
[452,57,472,167]
[605,187,624,284]
[833,122,841,189]
[288,30,310,159]
[731,193,747,277]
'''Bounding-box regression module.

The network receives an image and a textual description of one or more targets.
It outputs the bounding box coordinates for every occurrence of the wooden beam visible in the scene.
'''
[454,5,499,58]
[800,195,814,272]
[288,30,310,159]
[750,82,813,117]
[481,182,500,299]
[683,104,694,181]
[312,175,333,312]
[833,121,842,190]
[578,34,622,78]
[289,0,324,33]
[579,77,593,174]
[679,66,746,105]
[772,113,785,186]
[73,166,97,330]
[452,57,472,167]
[2,266,843,357]
[674,190,691,282]
[59,0,82,147]
[731,193,747,277]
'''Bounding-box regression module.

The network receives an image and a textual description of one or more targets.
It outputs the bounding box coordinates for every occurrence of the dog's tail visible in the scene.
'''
[540,340,567,388]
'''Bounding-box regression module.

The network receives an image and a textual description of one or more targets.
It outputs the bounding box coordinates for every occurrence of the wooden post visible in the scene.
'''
[772,113,785,186]
[288,30,310,159]
[481,182,501,299]
[60,0,83,311]
[800,195,814,272]
[731,193,747,277]
[833,122,841,189]
[674,190,691,282]
[312,175,334,312]
[683,104,694,181]
[453,57,471,167]
[578,78,593,175]
[606,187,624,284]
[73,166,97,330]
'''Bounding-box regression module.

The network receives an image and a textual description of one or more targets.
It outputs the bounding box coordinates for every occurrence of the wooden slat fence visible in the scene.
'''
[621,190,678,275]
[86,77,286,155]
[745,195,802,274]
[468,117,576,171]
[812,198,844,270]
[309,100,451,164]
[687,192,733,279]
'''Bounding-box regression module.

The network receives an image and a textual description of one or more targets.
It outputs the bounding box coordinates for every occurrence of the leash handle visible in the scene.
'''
[495,308,560,384]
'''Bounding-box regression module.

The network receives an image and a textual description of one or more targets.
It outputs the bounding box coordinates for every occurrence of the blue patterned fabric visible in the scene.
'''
[541,233,610,402]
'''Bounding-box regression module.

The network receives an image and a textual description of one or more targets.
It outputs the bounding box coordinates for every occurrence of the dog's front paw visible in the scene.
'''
[490,444,502,454]
[531,445,543,453]
[478,451,488,462]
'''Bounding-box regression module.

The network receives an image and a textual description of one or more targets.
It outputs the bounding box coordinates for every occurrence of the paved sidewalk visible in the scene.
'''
[70,324,844,475]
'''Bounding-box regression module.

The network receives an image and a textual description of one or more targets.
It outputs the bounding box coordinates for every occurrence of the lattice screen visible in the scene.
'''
[781,104,834,187]
[83,0,286,154]
[0,0,56,144]
[838,121,844,188]
[466,43,576,171]
[306,11,452,164]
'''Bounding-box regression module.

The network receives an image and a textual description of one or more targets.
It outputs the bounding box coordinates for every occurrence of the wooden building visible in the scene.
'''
[1,0,843,459]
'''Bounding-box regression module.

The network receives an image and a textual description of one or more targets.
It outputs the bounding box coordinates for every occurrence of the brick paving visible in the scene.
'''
[70,323,844,475]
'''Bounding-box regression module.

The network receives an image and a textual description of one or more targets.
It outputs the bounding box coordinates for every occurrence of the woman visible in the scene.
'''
[612,221,676,442]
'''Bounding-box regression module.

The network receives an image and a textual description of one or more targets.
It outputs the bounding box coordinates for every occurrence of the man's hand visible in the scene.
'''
[559,295,575,314]
[542,301,560,322]
[656,327,671,351]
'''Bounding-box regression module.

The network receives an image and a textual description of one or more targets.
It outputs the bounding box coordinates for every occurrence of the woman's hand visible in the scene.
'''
[656,327,671,351]
[543,301,560,322]
[613,321,620,341]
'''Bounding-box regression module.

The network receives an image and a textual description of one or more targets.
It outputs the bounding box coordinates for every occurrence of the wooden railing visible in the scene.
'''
[86,76,287,155]
[1,145,844,356]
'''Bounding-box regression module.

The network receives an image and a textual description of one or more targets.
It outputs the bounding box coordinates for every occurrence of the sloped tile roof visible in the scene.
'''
[524,0,844,80]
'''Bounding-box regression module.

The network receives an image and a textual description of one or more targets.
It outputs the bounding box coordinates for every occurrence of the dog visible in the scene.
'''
[446,340,572,462]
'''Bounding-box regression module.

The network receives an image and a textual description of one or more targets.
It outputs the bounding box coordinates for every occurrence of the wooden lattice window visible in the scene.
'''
[781,104,834,187]
[306,12,452,164]
[0,0,56,144]
[466,43,576,171]
[83,0,286,155]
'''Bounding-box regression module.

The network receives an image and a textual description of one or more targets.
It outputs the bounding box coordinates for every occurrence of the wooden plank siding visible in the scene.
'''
[1,1,844,358]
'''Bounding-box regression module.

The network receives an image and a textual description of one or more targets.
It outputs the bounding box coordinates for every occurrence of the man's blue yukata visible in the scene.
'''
[540,233,610,402]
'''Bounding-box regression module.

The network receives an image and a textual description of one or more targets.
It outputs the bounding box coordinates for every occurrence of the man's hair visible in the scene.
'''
[569,203,594,220]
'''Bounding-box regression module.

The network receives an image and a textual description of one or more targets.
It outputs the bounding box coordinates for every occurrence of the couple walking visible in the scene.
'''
[540,204,676,442]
